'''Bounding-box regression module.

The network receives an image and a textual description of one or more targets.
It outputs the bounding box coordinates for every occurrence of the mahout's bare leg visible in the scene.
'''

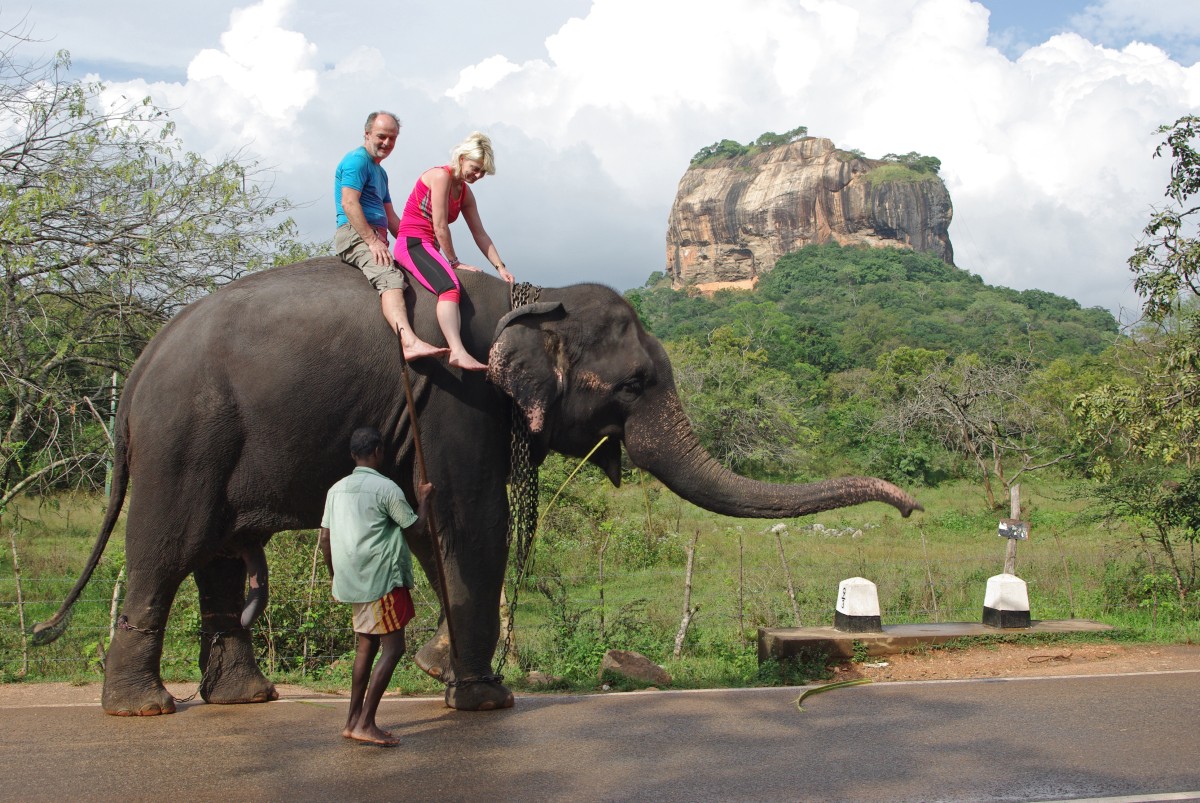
[348,629,406,746]
[344,633,381,738]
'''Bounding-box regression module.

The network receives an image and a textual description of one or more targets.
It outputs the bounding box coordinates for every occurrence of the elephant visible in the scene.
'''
[34,257,920,716]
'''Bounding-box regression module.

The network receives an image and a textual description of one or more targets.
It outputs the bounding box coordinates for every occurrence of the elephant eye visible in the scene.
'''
[616,377,644,399]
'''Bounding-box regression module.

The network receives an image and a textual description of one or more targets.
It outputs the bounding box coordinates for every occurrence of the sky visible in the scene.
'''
[10,0,1200,320]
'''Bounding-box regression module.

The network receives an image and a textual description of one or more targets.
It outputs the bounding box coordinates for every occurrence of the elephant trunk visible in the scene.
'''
[624,389,921,519]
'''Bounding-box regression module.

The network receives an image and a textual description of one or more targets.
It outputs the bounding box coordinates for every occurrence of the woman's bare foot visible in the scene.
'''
[449,350,488,371]
[401,334,449,362]
[348,724,400,746]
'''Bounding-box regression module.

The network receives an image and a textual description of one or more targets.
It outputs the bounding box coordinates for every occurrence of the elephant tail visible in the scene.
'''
[31,418,131,646]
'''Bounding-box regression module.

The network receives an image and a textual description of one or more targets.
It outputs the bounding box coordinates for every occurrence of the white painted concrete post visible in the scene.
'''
[982,572,1031,628]
[834,577,882,632]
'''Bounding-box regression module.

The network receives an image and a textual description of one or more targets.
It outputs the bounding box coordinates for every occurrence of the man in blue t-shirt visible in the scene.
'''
[334,111,445,362]
[320,426,433,746]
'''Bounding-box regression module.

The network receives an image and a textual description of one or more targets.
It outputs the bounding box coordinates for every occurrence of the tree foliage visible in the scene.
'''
[690,126,809,166]
[0,38,309,508]
[688,129,941,176]
[632,243,1119,375]
[666,326,818,478]
[1068,116,1200,604]
[871,350,1075,506]
[629,242,1120,492]
[1073,117,1200,476]
[880,151,942,175]
[1128,116,1200,323]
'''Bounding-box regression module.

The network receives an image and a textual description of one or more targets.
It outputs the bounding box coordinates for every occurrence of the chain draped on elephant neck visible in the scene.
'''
[499,281,542,675]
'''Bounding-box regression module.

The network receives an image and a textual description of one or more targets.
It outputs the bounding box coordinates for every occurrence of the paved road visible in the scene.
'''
[4,671,1200,802]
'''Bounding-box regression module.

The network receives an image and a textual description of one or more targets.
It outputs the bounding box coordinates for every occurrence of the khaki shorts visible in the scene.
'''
[351,587,415,635]
[335,223,408,294]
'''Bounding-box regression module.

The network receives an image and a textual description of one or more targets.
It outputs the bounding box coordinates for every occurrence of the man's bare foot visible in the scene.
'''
[449,351,488,372]
[402,337,449,362]
[343,725,393,739]
[348,724,400,746]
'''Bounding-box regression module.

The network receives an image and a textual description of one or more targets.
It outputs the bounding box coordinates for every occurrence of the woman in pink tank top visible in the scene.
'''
[393,131,515,372]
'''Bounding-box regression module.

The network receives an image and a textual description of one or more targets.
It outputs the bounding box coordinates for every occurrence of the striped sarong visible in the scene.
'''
[351,587,415,635]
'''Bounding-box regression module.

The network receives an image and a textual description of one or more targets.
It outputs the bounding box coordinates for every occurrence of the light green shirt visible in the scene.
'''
[321,466,418,603]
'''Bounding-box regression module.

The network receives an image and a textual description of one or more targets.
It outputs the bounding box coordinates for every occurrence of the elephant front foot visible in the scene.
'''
[445,677,514,711]
[102,619,176,716]
[198,628,279,705]
[414,630,452,680]
[102,676,177,716]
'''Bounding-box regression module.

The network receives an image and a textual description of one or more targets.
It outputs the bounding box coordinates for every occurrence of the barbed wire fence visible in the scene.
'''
[1,524,1145,684]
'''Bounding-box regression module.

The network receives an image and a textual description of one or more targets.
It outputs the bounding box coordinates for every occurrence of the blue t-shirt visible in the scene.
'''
[334,146,392,229]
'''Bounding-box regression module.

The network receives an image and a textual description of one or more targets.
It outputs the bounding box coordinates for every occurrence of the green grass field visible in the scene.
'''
[2,475,1195,692]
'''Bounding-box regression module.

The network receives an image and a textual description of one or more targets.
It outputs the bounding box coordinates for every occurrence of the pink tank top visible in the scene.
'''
[397,165,466,240]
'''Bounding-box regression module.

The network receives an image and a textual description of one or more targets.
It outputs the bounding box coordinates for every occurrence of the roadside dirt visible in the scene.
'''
[835,641,1200,682]
[3,642,1199,707]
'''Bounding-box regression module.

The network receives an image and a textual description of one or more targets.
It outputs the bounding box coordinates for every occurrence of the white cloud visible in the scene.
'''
[96,0,325,163]
[78,0,1200,314]
[186,0,318,123]
[442,0,1199,312]
[447,56,522,102]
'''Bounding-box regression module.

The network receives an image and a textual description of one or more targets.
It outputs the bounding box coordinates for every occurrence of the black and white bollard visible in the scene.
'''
[982,573,1031,628]
[834,577,883,633]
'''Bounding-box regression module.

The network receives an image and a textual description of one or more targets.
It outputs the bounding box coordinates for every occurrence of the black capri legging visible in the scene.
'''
[395,236,461,303]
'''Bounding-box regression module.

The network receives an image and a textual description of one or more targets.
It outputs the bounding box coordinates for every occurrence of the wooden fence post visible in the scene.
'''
[772,524,801,626]
[1005,484,1020,575]
[673,530,700,658]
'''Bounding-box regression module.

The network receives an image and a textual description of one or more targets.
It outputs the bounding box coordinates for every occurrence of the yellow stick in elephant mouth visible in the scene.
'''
[535,436,610,539]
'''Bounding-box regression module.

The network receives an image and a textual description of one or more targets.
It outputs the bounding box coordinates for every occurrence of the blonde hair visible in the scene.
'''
[450,131,496,177]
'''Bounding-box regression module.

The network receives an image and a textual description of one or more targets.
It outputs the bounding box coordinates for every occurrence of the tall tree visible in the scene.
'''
[1071,116,1200,604]
[871,350,1071,507]
[0,36,309,507]
[1074,116,1200,474]
[667,326,817,478]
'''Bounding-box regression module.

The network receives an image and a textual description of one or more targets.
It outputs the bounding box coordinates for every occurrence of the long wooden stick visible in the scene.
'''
[396,325,458,662]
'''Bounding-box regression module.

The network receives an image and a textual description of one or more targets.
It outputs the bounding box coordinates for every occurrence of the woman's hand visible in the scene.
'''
[497,265,515,283]
[453,262,483,273]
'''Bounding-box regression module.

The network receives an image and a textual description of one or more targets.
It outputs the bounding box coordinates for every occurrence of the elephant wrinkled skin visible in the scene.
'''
[34,257,920,716]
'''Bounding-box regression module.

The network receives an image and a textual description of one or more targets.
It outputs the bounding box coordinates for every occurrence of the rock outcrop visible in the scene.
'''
[666,137,954,292]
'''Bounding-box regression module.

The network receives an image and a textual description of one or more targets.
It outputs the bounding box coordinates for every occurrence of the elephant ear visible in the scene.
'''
[487,301,566,435]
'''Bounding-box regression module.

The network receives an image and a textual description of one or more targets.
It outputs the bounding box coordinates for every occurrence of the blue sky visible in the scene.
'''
[10,0,1200,317]
[984,0,1199,62]
[985,1,1109,57]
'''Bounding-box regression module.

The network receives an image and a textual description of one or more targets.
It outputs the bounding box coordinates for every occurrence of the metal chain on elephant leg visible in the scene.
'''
[497,282,542,677]
[112,614,236,700]
[189,625,252,703]
[170,626,248,704]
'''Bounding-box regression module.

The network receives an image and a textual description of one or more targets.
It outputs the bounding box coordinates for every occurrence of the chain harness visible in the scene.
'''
[496,281,542,676]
